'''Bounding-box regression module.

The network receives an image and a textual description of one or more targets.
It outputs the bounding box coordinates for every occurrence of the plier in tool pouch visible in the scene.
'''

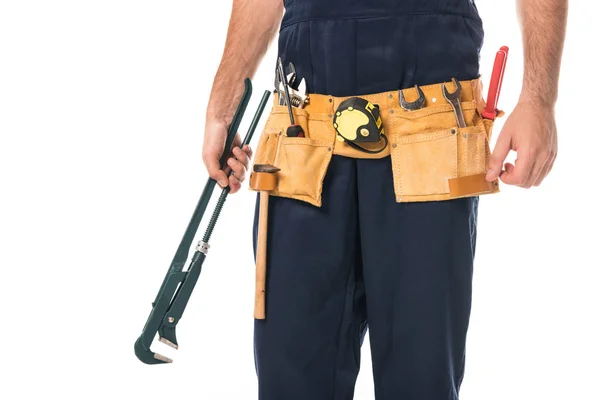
[134,79,271,364]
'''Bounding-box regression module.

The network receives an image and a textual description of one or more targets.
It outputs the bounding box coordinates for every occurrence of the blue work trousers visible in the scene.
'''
[254,1,484,398]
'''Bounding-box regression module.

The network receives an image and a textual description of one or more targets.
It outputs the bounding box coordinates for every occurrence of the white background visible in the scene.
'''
[0,1,598,399]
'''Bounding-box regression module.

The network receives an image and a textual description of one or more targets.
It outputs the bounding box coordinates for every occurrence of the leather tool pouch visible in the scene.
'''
[388,95,500,202]
[251,105,334,206]
[251,79,500,206]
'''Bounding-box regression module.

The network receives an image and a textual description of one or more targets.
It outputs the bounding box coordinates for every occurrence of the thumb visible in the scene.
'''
[486,131,512,181]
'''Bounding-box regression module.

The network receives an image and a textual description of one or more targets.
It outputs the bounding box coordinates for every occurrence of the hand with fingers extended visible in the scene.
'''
[202,118,253,194]
[485,100,558,188]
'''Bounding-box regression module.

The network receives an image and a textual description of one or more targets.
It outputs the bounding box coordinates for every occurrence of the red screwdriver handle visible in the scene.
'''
[483,46,509,120]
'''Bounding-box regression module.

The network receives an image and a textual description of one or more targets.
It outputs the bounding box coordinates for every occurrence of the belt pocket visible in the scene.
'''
[457,123,488,177]
[251,103,335,206]
[391,128,459,199]
[253,129,281,166]
[390,120,493,201]
[273,136,333,206]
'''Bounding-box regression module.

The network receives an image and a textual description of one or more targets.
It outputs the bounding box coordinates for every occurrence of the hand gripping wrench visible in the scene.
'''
[442,78,466,128]
[134,80,272,365]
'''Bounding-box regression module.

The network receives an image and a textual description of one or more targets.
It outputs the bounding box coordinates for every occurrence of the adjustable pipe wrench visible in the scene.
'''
[275,61,309,108]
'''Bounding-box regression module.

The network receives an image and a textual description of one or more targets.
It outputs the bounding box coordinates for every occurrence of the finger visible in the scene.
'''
[500,154,534,187]
[228,144,253,169]
[220,134,242,164]
[524,160,543,188]
[546,152,557,175]
[514,158,535,188]
[534,151,556,187]
[232,147,251,170]
[230,134,242,154]
[532,151,551,186]
[243,144,253,158]
[499,162,515,180]
[228,176,242,194]
[227,157,247,182]
[533,160,550,187]
[203,154,229,188]
[487,132,512,181]
[545,155,557,181]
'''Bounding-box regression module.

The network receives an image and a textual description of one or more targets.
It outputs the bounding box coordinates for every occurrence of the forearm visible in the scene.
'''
[207,0,283,123]
[517,0,568,107]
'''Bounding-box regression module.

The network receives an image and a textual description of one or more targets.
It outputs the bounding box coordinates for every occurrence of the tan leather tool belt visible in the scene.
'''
[250,78,501,206]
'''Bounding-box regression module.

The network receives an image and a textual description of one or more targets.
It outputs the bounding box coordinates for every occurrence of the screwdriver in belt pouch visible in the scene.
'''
[277,57,305,138]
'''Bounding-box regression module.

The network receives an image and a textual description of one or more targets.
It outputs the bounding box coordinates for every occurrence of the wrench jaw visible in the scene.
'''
[442,78,467,128]
[399,85,426,111]
[134,301,179,364]
[274,61,309,108]
[294,78,309,107]
[287,62,297,87]
[296,77,306,95]
[277,78,309,108]
[442,77,462,100]
[134,336,173,365]
[159,324,179,350]
[133,322,178,364]
[275,69,298,105]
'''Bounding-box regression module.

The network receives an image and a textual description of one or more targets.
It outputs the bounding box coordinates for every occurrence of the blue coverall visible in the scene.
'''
[253,1,484,398]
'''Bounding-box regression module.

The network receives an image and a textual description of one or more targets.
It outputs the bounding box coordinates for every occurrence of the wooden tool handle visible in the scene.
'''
[254,191,269,319]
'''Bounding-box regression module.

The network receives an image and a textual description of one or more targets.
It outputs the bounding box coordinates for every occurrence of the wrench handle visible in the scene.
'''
[454,101,467,128]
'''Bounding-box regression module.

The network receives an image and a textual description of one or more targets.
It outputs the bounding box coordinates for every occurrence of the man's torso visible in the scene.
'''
[278,0,484,96]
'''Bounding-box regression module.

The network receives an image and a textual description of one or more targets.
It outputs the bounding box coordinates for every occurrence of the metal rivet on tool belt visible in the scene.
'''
[328,147,332,151]
[329,114,333,118]
[168,317,175,323]
[329,98,333,103]
[392,143,397,148]
[388,94,393,99]
[390,109,394,114]
[432,97,437,103]
[397,196,402,202]
[463,134,467,138]
[451,129,456,134]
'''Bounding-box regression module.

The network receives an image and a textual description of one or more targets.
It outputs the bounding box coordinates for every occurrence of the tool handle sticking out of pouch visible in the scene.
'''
[275,61,308,108]
[442,78,467,128]
[483,46,509,121]
[277,57,305,138]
